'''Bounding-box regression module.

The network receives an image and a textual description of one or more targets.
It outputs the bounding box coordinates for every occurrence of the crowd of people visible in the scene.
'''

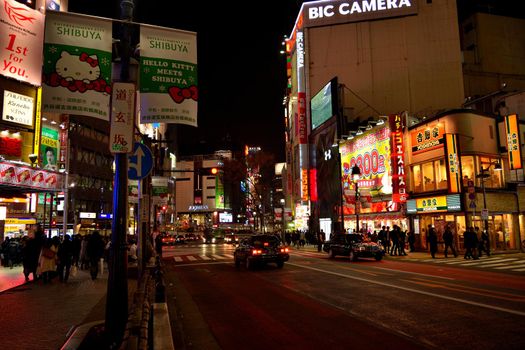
[0,224,113,283]
[280,223,491,259]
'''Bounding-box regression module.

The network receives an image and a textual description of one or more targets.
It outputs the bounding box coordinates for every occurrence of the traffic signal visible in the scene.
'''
[51,220,56,227]
[200,167,219,176]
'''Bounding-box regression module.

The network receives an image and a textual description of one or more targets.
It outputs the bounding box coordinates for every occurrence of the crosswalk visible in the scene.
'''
[172,253,234,263]
[415,256,525,273]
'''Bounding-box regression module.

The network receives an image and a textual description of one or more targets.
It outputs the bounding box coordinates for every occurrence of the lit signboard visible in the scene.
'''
[79,212,96,219]
[302,0,418,28]
[390,114,407,203]
[410,122,445,155]
[444,133,462,193]
[340,127,391,196]
[407,194,461,213]
[219,212,232,223]
[504,114,522,170]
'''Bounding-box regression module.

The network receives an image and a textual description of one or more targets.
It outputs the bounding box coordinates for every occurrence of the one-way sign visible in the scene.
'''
[128,142,153,180]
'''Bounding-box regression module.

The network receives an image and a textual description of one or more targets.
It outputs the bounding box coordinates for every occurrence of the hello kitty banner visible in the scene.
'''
[139,25,198,127]
[0,0,44,86]
[41,11,112,120]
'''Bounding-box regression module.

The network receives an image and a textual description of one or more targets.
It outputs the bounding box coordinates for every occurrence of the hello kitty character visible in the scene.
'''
[45,51,111,94]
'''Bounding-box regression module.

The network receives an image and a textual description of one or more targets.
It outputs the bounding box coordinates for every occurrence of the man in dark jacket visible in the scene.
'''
[57,234,74,282]
[86,231,105,280]
[443,225,457,258]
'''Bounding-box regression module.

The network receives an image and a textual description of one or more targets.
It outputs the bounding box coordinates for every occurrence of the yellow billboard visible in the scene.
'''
[504,114,522,170]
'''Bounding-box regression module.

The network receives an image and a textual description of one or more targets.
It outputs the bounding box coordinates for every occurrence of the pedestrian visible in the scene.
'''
[398,228,407,256]
[427,225,438,259]
[443,225,457,258]
[80,235,89,269]
[407,230,416,252]
[478,227,490,257]
[22,228,42,281]
[86,231,104,280]
[317,230,325,252]
[38,238,57,284]
[72,234,82,267]
[155,233,163,257]
[57,234,74,282]
[463,227,479,260]
[390,226,399,256]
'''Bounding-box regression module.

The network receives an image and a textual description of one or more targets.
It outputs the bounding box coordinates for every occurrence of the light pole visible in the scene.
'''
[280,198,285,234]
[476,161,502,249]
[351,164,361,233]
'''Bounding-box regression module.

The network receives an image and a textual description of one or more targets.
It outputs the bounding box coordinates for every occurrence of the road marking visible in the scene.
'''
[199,255,213,260]
[405,278,525,302]
[212,254,226,260]
[514,268,525,272]
[222,254,234,259]
[493,263,525,270]
[478,263,517,268]
[288,262,525,317]
[370,266,456,280]
[174,257,183,262]
[458,258,518,266]
[186,256,198,261]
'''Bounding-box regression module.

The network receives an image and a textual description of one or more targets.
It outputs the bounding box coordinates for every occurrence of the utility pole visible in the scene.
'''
[105,0,133,346]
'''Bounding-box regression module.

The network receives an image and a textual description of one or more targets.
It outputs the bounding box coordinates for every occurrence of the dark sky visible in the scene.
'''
[68,0,307,162]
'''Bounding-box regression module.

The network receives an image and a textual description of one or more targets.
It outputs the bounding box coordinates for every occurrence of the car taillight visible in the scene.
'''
[280,248,289,253]
[252,249,262,255]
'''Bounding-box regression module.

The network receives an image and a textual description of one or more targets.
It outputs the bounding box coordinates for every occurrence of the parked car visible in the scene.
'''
[175,235,186,244]
[323,234,384,261]
[234,234,289,269]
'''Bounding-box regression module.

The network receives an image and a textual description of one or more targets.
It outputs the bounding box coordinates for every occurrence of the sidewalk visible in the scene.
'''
[291,243,525,260]
[0,264,136,350]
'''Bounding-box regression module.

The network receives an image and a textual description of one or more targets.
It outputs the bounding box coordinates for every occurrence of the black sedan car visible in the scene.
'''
[234,234,290,269]
[323,234,384,261]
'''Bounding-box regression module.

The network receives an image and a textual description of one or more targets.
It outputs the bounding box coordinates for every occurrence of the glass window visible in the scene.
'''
[422,162,435,191]
[461,156,475,187]
[412,165,422,192]
[436,159,448,189]
[479,157,503,188]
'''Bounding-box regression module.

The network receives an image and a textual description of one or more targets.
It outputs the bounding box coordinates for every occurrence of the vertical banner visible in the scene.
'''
[40,126,59,171]
[215,175,224,209]
[42,11,113,120]
[444,133,462,193]
[57,115,68,171]
[390,114,407,203]
[139,25,198,126]
[0,0,44,85]
[504,114,522,170]
[109,82,136,153]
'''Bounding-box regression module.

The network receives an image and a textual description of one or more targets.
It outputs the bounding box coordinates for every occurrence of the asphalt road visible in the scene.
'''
[162,244,525,350]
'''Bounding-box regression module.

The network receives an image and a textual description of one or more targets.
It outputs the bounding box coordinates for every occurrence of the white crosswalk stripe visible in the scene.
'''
[174,257,183,262]
[172,254,233,262]
[408,256,525,272]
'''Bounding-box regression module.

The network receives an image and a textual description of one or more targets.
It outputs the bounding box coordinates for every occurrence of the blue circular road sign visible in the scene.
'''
[128,142,153,180]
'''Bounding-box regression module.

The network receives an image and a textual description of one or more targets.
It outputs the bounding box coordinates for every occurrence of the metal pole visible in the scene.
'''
[481,167,490,248]
[105,0,133,345]
[355,181,359,233]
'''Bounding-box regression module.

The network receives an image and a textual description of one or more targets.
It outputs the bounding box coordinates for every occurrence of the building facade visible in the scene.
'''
[284,0,525,251]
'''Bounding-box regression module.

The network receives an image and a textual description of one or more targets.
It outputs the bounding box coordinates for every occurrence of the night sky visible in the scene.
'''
[67,0,307,161]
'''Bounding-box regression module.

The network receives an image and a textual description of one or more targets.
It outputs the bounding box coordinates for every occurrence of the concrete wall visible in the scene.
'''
[307,0,464,119]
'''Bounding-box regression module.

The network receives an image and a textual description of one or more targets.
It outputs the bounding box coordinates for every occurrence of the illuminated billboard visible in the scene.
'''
[340,126,392,200]
[310,77,338,130]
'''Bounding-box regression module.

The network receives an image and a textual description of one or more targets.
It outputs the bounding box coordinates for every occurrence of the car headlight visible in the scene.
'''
[212,238,216,243]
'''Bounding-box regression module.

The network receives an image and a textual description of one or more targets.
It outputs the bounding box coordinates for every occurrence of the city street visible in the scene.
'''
[163,243,525,350]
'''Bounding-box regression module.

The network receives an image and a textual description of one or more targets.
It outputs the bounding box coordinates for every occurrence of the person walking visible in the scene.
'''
[407,230,416,252]
[427,225,438,259]
[38,238,57,284]
[398,228,407,256]
[317,230,325,252]
[478,228,490,257]
[463,227,479,260]
[57,234,74,282]
[390,226,399,256]
[443,225,458,258]
[86,231,104,280]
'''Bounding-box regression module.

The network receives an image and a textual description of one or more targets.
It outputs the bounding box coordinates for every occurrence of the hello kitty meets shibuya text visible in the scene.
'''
[41,11,112,121]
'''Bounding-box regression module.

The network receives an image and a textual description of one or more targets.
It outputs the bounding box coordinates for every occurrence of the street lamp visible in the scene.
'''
[476,161,502,248]
[351,164,361,233]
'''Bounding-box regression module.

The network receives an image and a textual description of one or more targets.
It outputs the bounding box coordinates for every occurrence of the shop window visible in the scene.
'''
[422,162,435,191]
[436,159,448,190]
[461,156,475,186]
[478,156,503,189]
[412,165,422,192]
